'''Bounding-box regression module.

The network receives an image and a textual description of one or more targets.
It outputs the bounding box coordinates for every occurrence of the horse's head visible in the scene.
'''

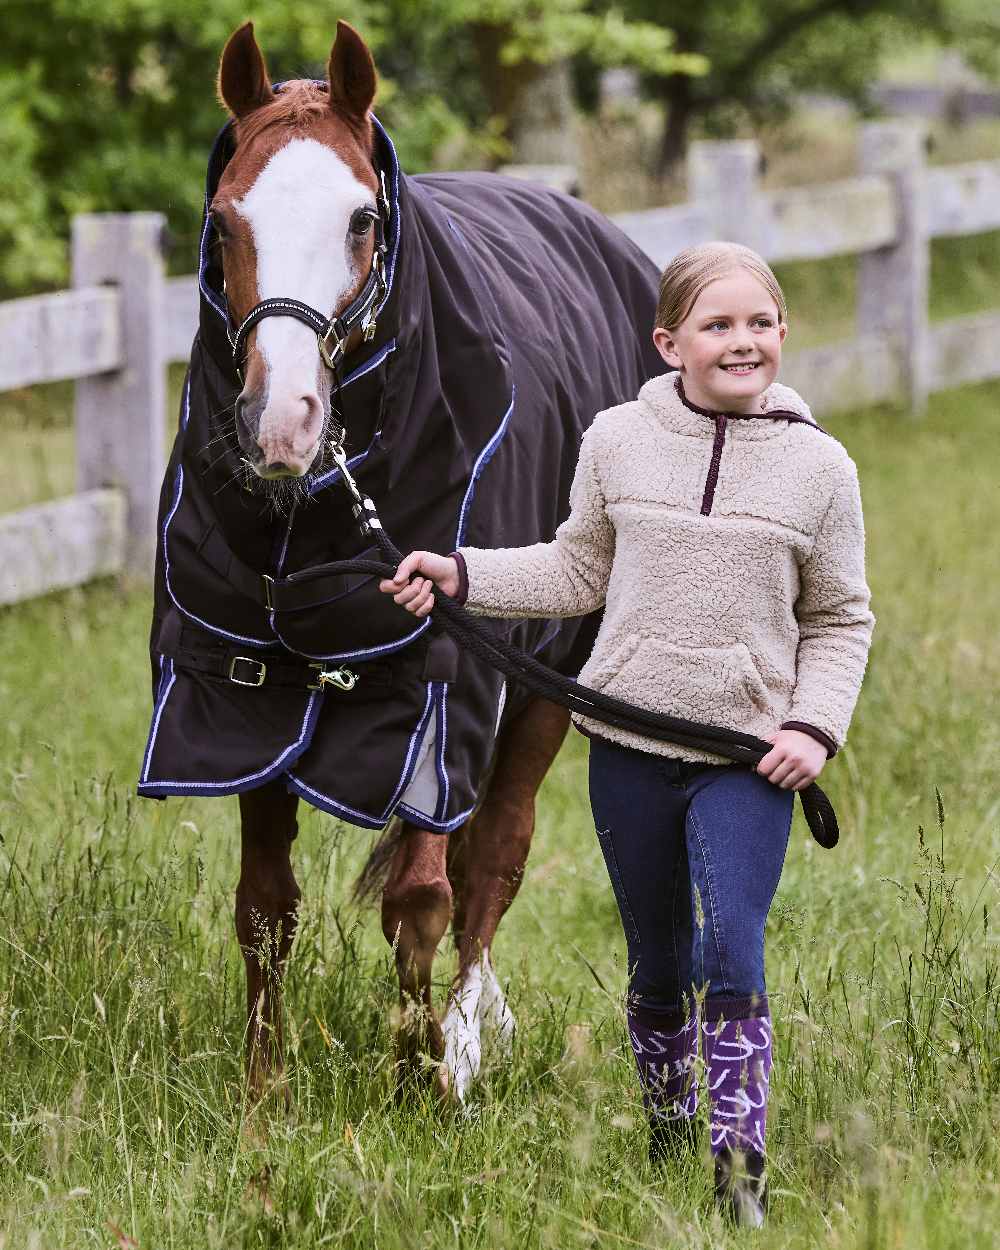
[213,21,380,480]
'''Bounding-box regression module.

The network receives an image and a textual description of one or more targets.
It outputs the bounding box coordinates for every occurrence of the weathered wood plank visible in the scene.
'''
[928,311,1000,391]
[781,336,903,415]
[758,176,897,261]
[927,161,1000,238]
[857,122,929,414]
[0,287,123,393]
[0,489,125,606]
[73,213,166,577]
[611,204,711,268]
[165,275,199,363]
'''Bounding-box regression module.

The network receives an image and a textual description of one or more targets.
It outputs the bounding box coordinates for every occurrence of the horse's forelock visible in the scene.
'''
[232,81,373,165]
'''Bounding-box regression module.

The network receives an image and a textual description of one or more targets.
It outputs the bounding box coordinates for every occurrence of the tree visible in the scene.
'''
[0,0,701,293]
[604,0,1000,174]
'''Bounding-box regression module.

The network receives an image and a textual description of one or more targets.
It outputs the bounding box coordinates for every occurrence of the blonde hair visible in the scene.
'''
[655,242,787,331]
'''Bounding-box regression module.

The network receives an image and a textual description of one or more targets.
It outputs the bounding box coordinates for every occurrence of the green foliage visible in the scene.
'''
[0,0,697,295]
[603,0,1000,169]
[2,0,376,292]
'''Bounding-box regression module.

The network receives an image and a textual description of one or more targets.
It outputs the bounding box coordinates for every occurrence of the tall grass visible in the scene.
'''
[1,374,999,1246]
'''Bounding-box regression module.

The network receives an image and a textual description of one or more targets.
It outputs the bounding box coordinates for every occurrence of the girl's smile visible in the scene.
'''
[652,269,787,413]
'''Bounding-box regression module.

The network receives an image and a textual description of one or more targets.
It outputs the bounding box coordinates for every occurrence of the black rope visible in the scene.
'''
[296,533,840,849]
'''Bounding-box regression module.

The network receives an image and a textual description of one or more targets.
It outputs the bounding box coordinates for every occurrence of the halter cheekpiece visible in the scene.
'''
[229,167,392,378]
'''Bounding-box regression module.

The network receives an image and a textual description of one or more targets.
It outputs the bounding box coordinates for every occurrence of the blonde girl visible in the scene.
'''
[380,241,874,1225]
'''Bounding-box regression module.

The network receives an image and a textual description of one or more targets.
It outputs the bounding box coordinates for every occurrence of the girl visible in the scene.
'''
[379,242,874,1225]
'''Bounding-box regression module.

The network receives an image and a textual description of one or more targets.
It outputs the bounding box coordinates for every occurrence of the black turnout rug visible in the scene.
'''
[138,117,666,831]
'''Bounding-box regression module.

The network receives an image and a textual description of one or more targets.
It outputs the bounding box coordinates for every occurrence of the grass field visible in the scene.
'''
[1,370,999,1248]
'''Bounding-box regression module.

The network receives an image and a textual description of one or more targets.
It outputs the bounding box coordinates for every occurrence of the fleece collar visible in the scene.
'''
[637,372,816,441]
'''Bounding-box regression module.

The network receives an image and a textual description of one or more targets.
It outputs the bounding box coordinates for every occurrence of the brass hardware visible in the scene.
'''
[318,324,347,370]
[308,665,359,692]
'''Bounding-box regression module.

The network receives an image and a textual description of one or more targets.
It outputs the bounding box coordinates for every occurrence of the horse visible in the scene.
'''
[139,18,665,1105]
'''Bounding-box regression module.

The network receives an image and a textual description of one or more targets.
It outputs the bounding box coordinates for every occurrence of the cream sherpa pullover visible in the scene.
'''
[457,372,875,763]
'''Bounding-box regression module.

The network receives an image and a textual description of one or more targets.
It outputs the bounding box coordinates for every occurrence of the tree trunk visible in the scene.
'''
[470,23,578,170]
[656,74,695,178]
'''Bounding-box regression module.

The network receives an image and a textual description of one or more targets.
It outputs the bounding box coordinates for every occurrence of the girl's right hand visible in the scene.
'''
[378,550,459,616]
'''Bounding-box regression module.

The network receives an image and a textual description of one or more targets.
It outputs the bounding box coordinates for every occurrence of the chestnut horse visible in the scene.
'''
[146,19,661,1106]
[216,22,575,1104]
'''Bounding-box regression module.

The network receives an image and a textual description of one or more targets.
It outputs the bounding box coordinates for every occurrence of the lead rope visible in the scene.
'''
[323,438,840,849]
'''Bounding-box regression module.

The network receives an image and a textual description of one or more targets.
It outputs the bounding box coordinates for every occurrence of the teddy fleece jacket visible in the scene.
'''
[456,372,875,763]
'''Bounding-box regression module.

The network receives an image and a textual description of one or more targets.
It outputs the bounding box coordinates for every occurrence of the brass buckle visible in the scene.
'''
[229,656,267,687]
[318,323,347,370]
[308,664,359,692]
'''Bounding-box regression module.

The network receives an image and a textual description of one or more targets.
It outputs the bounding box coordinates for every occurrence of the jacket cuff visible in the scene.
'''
[780,721,838,758]
[448,551,469,606]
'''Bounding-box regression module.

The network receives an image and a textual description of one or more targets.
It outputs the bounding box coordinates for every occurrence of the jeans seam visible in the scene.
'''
[760,794,795,959]
[687,805,730,995]
[596,826,641,948]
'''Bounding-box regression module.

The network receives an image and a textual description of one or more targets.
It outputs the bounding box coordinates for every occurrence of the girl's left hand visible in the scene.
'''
[756,730,828,790]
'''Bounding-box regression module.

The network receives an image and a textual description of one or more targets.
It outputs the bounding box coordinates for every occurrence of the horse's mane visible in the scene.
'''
[234,81,372,151]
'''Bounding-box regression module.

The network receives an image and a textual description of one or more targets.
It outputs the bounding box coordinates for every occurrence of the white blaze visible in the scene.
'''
[235,138,370,467]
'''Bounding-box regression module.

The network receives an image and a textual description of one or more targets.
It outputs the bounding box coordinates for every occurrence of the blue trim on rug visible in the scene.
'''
[139,656,176,785]
[162,465,279,649]
[307,429,381,497]
[433,683,450,822]
[272,616,432,663]
[455,390,516,547]
[396,801,476,834]
[286,682,435,826]
[198,195,230,328]
[138,687,323,796]
[180,373,191,431]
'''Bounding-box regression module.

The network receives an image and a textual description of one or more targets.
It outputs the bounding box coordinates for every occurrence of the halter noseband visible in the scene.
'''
[229,168,391,379]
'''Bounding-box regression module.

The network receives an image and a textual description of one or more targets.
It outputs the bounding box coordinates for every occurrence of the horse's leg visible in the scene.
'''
[442,697,571,1100]
[381,821,453,1094]
[236,782,301,1108]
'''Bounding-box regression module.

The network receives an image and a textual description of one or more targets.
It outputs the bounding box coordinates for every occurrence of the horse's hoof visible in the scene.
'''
[479,957,516,1052]
[244,1164,275,1215]
[441,995,482,1104]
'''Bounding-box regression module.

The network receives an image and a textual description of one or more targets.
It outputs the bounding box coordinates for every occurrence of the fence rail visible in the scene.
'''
[2,118,999,605]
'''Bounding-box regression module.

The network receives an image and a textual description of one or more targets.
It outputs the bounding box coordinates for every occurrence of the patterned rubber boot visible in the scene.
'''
[627,1011,699,1163]
[704,1014,772,1226]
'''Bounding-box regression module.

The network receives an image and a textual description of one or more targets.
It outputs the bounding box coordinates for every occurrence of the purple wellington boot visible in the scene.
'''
[627,1010,699,1162]
[703,1014,772,1226]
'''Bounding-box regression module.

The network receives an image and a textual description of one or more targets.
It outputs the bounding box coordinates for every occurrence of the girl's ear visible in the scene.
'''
[652,327,683,370]
[778,321,788,344]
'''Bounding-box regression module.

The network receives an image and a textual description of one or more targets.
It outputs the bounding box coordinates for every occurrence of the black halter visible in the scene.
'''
[229,168,391,380]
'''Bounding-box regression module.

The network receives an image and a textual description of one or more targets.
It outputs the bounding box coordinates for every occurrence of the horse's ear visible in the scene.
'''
[218,22,275,119]
[327,20,377,121]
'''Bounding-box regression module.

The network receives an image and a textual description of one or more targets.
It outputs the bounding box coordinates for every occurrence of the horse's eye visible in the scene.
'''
[349,209,375,237]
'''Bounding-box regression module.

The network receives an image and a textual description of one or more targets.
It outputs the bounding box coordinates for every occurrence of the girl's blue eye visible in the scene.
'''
[754,318,774,329]
[706,320,728,331]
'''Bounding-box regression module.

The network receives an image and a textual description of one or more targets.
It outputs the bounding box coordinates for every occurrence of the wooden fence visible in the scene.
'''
[2,118,999,605]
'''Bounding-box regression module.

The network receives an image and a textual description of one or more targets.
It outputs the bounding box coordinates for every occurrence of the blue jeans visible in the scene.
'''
[588,735,793,1024]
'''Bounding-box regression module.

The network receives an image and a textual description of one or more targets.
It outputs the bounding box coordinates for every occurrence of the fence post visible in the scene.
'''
[856,121,929,414]
[72,213,167,577]
[687,140,765,249]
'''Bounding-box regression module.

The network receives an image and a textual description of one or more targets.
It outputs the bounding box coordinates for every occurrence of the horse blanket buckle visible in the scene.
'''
[229,656,267,687]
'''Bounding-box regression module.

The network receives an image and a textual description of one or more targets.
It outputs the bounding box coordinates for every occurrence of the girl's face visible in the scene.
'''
[652,268,787,414]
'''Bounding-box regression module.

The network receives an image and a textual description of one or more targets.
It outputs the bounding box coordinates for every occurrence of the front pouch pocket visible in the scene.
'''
[271,545,429,661]
[596,637,772,732]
